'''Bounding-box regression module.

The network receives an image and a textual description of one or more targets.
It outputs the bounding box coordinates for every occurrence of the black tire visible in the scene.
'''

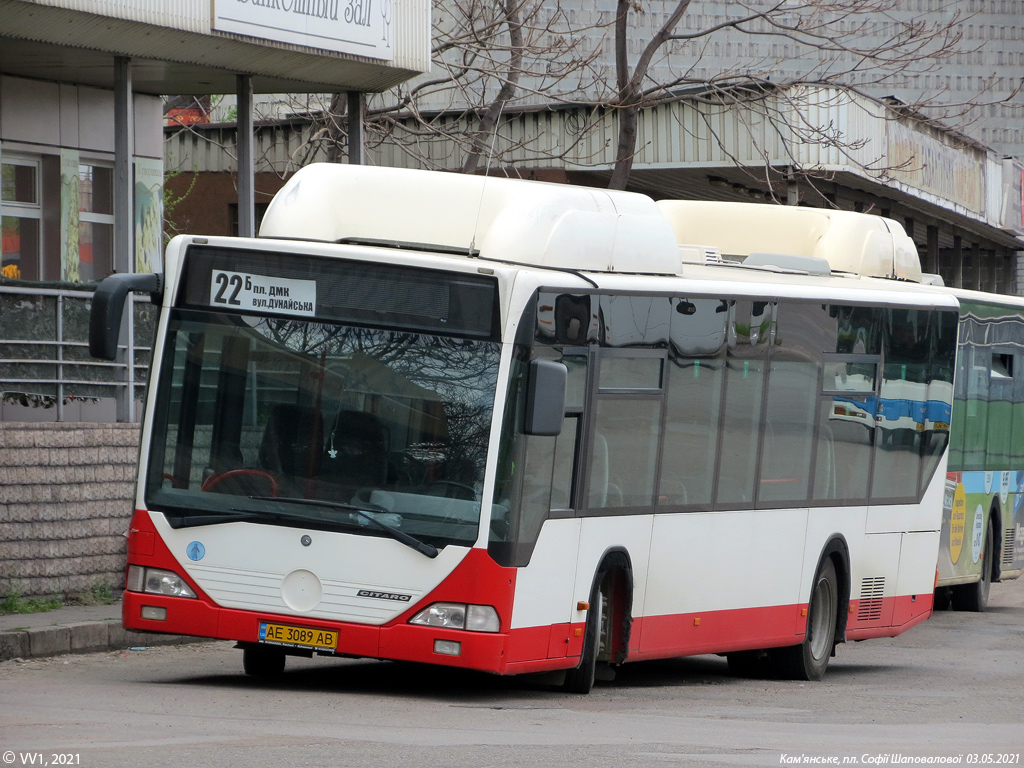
[773,558,838,681]
[726,650,769,678]
[242,645,286,677]
[951,518,993,613]
[563,583,604,694]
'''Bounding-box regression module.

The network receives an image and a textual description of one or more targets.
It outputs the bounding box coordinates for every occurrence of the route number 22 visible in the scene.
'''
[213,272,250,306]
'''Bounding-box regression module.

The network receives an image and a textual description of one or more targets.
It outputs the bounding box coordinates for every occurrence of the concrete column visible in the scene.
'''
[113,56,134,275]
[113,56,135,422]
[1000,250,1015,295]
[347,91,364,165]
[925,224,939,276]
[236,74,255,238]
[971,242,982,291]
[951,235,963,289]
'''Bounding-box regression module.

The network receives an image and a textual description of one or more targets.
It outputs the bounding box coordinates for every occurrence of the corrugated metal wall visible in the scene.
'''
[164,85,1012,232]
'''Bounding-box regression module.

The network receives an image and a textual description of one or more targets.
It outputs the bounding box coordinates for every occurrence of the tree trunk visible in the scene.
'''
[326,93,346,164]
[462,0,523,174]
[608,102,639,190]
[608,0,694,190]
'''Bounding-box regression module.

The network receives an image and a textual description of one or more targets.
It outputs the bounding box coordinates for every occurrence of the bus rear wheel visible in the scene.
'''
[951,518,993,613]
[772,558,838,681]
[242,644,286,677]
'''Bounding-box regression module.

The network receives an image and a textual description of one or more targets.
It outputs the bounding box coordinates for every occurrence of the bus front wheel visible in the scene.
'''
[563,582,604,694]
[242,644,286,678]
[772,558,838,681]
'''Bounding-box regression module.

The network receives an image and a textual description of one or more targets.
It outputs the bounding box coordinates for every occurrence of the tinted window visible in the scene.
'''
[814,395,873,502]
[715,300,770,506]
[759,303,828,505]
[589,397,662,509]
[600,356,663,389]
[871,309,930,501]
[659,298,728,508]
[598,295,672,347]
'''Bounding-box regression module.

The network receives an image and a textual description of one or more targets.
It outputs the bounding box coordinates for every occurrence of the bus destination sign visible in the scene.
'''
[210,269,317,317]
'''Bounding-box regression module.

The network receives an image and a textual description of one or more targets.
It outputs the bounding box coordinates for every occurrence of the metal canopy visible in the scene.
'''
[0,3,422,95]
[577,166,1024,253]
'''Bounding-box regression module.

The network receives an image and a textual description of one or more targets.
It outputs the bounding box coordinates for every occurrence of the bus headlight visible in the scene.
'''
[127,565,197,598]
[409,602,500,632]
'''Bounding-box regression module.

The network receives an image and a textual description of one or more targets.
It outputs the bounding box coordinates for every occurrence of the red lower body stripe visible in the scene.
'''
[124,509,934,676]
[122,588,933,675]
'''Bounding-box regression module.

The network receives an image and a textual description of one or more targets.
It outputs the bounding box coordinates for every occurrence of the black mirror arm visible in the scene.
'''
[88,272,163,360]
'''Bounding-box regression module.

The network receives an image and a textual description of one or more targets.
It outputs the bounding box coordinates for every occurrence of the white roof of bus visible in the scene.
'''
[259,164,683,276]
[563,263,959,309]
[657,200,923,283]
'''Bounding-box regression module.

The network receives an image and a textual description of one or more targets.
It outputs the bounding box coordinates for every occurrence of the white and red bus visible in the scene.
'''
[91,166,958,691]
[652,201,1024,614]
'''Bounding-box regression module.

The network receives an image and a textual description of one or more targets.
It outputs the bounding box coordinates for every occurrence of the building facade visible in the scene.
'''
[1,0,431,423]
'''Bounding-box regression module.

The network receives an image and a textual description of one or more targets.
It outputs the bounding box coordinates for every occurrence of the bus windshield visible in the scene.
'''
[145,309,501,549]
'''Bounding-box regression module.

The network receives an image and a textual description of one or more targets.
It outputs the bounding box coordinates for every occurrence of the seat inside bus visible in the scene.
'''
[316,409,390,501]
[257,403,324,496]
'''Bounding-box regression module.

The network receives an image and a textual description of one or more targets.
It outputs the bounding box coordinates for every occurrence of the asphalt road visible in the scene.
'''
[1,582,1022,768]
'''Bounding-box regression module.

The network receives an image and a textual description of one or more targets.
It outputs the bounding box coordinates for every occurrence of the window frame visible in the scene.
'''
[1,155,43,280]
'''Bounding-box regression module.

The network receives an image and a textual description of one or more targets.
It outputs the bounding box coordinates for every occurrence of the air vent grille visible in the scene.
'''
[857,576,886,622]
[1003,528,1016,568]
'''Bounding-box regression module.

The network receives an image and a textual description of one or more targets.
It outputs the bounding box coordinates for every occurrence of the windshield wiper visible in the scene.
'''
[249,496,439,559]
[173,509,279,527]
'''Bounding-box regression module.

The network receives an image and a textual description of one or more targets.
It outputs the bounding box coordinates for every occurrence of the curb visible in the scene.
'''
[0,623,209,662]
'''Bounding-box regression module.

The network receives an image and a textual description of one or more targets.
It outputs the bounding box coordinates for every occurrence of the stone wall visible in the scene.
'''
[0,423,140,599]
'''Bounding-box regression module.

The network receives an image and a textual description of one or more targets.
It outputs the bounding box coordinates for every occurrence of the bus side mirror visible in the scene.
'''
[89,272,163,360]
[524,359,566,436]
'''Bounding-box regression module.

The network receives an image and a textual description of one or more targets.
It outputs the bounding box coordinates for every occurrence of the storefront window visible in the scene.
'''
[77,164,114,282]
[1,160,42,280]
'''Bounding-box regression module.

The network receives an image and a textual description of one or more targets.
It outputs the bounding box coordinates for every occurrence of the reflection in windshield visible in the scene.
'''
[146,311,501,548]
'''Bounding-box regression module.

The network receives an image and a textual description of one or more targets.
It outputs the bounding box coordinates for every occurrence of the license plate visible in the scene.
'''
[258,622,338,651]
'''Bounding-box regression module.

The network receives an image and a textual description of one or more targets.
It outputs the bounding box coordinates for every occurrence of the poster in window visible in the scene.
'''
[135,157,163,274]
[60,149,80,282]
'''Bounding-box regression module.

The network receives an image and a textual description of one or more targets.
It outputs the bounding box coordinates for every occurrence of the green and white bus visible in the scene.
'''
[940,294,1024,610]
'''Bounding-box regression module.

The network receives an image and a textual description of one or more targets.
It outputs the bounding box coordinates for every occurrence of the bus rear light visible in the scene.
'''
[127,565,197,599]
[410,602,500,633]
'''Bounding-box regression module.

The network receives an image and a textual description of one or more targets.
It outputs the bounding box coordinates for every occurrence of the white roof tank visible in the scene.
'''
[259,164,683,275]
[656,200,922,282]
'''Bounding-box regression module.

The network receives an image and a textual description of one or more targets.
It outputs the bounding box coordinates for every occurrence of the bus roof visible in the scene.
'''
[657,200,922,283]
[258,164,683,276]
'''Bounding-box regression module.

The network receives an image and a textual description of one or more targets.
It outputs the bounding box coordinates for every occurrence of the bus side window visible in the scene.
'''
[985,349,1014,470]
[588,349,665,511]
[918,310,957,493]
[1013,339,1024,469]
[715,300,769,507]
[871,308,929,502]
[659,297,727,509]
[758,301,828,506]
[489,347,586,567]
